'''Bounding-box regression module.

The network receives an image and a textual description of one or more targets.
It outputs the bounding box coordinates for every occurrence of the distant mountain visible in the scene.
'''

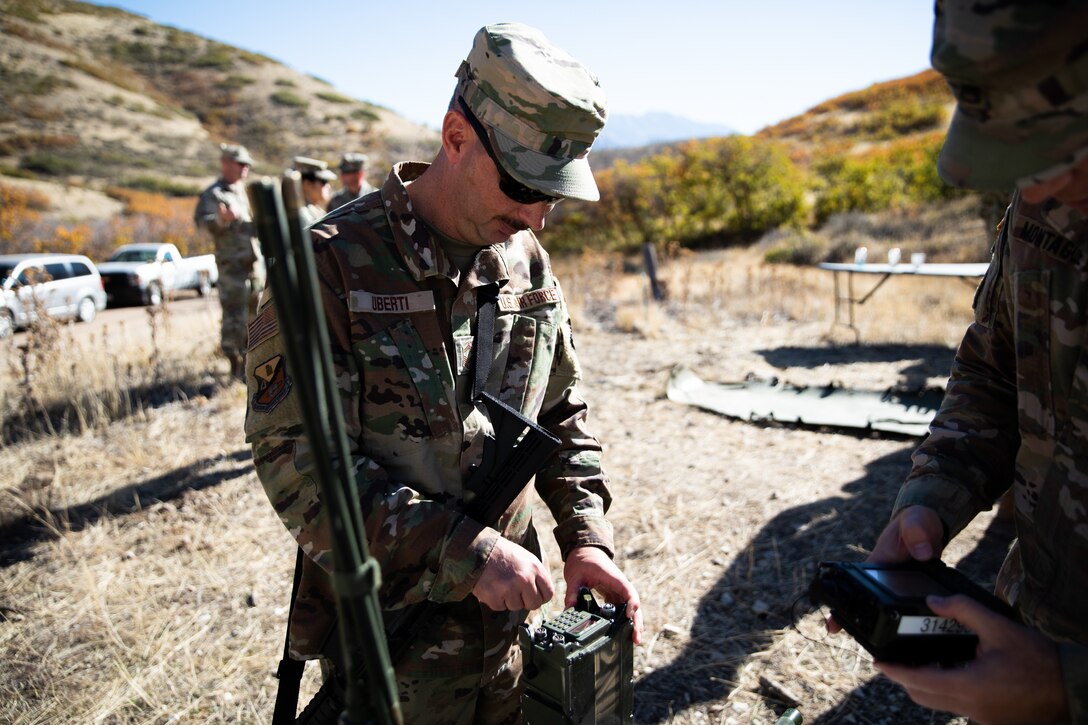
[595,112,735,150]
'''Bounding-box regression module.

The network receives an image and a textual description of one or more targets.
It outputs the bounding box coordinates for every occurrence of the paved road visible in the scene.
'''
[10,291,221,349]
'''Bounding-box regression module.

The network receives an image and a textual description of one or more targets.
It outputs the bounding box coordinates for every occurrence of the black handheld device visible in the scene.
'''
[809,559,1018,665]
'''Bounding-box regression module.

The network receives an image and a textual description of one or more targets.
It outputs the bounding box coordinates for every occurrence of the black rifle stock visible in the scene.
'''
[247,174,401,725]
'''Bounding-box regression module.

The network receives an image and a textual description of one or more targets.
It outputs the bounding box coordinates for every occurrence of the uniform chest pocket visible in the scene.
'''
[1013,270,1055,440]
[355,318,455,440]
[496,313,558,418]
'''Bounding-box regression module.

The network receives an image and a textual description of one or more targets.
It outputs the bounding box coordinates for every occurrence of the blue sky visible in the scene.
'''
[91,1,935,135]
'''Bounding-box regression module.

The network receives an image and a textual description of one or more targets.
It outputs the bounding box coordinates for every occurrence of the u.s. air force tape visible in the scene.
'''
[498,286,560,312]
[350,290,436,313]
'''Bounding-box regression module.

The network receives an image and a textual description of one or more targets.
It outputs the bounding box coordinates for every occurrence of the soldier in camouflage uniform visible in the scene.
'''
[194,143,265,379]
[857,2,1088,722]
[245,23,642,723]
[289,156,337,227]
[328,152,376,213]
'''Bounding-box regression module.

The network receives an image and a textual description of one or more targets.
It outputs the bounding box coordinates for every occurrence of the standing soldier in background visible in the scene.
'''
[289,156,337,227]
[328,152,376,212]
[849,2,1088,723]
[194,143,265,379]
[245,22,642,723]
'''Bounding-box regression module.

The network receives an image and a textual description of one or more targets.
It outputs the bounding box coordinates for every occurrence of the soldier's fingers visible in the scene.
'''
[898,507,944,561]
[535,571,555,604]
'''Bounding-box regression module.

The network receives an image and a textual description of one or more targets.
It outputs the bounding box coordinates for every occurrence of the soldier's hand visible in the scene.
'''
[827,505,944,634]
[472,537,554,612]
[217,202,237,225]
[563,546,644,645]
[875,595,1068,724]
[868,505,945,565]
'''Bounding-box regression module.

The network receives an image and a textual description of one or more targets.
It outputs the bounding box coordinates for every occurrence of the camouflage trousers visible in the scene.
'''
[217,258,264,359]
[322,599,526,725]
[394,641,523,725]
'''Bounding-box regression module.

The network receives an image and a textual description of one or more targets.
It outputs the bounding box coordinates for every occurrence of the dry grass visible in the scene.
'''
[0,241,994,724]
[0,299,227,444]
[556,244,980,349]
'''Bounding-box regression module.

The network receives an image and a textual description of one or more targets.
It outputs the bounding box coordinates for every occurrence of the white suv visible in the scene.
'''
[0,253,108,338]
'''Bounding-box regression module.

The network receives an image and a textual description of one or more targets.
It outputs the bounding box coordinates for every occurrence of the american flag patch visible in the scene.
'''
[247,303,279,348]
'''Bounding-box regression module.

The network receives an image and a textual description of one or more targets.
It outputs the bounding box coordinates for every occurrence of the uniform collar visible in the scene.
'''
[1038,196,1088,242]
[381,161,511,289]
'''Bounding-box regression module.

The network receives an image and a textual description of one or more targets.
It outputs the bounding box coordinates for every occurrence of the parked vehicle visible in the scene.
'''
[0,253,108,338]
[97,243,218,307]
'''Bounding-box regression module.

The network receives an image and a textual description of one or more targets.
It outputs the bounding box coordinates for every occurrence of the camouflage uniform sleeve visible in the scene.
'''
[194,188,226,234]
[533,294,614,559]
[893,216,1019,540]
[245,272,495,609]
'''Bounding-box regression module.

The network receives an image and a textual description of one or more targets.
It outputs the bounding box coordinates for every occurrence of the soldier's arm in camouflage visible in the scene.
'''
[893,220,1019,541]
[245,287,497,611]
[532,295,615,560]
[194,188,229,235]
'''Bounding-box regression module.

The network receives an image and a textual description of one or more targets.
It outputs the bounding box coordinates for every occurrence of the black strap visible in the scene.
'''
[472,283,500,402]
[272,547,307,725]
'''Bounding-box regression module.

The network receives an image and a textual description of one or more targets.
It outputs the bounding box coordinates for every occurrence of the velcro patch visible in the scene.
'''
[247,303,279,348]
[251,354,292,413]
[350,290,436,314]
[454,336,474,375]
[498,286,561,312]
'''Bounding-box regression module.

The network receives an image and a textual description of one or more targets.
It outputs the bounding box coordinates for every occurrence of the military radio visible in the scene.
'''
[809,559,1018,665]
[519,587,634,724]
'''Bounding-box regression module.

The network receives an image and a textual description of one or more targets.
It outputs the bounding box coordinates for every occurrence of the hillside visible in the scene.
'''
[757,69,954,162]
[0,0,439,216]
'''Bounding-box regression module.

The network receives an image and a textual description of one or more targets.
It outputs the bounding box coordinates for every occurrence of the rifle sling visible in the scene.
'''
[272,546,307,725]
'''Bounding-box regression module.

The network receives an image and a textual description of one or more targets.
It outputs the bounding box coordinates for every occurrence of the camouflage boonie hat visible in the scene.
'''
[455,22,607,202]
[220,143,255,166]
[338,152,368,173]
[932,0,1088,191]
[290,156,336,181]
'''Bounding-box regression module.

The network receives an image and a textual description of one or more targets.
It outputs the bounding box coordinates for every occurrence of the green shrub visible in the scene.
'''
[270,91,308,108]
[351,107,380,121]
[317,91,353,104]
[219,74,255,90]
[543,136,808,253]
[117,176,202,197]
[109,41,156,64]
[762,230,823,265]
[859,98,946,140]
[812,132,961,222]
[192,45,234,69]
[0,68,74,98]
[0,166,39,180]
[20,152,80,176]
[274,78,296,87]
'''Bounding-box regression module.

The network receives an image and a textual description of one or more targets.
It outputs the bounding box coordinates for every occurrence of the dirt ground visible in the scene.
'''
[0,255,1004,724]
[569,315,1000,725]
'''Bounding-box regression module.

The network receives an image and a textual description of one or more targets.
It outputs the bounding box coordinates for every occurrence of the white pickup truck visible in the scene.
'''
[97,243,218,306]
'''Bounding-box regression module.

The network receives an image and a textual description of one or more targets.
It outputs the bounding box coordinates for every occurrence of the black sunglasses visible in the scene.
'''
[457,98,561,205]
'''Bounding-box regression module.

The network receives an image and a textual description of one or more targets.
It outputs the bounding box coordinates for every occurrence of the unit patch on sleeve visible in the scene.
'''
[252,354,292,413]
